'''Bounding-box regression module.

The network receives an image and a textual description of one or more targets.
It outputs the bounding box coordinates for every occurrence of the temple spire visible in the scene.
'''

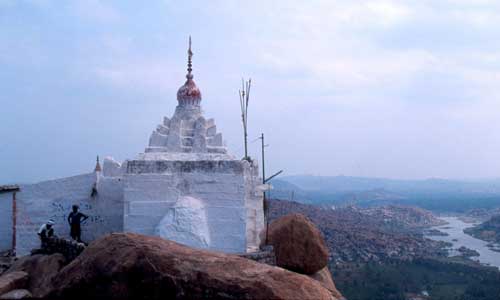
[187,36,193,80]
[177,36,201,106]
[94,155,102,172]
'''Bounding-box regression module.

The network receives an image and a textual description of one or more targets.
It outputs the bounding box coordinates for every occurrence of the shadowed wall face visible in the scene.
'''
[0,193,13,252]
[14,173,124,256]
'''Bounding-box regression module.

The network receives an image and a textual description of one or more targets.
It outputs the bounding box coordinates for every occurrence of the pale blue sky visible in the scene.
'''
[1,0,500,183]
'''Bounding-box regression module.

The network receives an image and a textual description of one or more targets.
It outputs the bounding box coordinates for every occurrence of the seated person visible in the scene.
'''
[37,219,55,248]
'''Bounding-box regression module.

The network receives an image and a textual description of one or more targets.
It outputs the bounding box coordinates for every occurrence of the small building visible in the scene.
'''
[0,185,19,253]
[2,40,264,256]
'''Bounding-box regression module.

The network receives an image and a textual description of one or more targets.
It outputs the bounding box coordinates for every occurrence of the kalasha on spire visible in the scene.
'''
[177,36,202,106]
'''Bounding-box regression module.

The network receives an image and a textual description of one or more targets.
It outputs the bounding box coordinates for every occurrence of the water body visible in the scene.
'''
[426,217,500,269]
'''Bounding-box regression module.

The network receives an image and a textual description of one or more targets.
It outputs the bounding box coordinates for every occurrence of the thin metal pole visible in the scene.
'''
[261,133,265,184]
[261,133,269,244]
[239,79,251,161]
[244,129,248,160]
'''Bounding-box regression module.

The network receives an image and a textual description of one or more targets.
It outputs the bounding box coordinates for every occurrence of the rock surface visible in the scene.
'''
[264,213,329,274]
[268,199,446,263]
[154,196,211,249]
[6,254,65,298]
[0,271,28,296]
[47,233,337,300]
[0,289,32,299]
[464,215,500,243]
[309,267,343,299]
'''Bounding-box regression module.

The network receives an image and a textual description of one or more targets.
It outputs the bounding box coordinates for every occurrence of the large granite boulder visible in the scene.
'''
[264,213,329,274]
[6,254,65,297]
[0,271,28,295]
[47,233,337,300]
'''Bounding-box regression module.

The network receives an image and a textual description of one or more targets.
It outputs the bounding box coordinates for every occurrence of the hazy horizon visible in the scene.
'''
[2,1,500,183]
[7,172,500,186]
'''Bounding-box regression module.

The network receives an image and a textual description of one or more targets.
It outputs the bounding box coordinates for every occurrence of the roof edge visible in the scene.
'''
[0,184,20,193]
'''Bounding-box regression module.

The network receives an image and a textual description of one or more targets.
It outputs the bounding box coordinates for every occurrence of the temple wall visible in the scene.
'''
[9,160,262,256]
[14,173,124,256]
[123,160,260,253]
[0,193,13,252]
[243,162,265,251]
[190,171,247,253]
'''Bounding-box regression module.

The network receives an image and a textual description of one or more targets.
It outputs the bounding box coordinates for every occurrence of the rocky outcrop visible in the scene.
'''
[238,245,276,266]
[6,254,65,298]
[154,196,211,249]
[47,233,337,300]
[261,214,343,299]
[361,205,447,228]
[309,267,343,299]
[33,237,85,262]
[263,213,329,274]
[0,271,28,296]
[464,215,500,243]
[268,199,446,263]
[0,251,14,277]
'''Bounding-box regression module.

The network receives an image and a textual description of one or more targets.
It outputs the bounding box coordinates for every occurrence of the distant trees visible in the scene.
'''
[333,258,500,300]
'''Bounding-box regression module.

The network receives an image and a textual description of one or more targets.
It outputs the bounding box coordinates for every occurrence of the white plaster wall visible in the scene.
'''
[188,171,247,253]
[124,159,257,253]
[123,173,179,236]
[15,173,124,256]
[93,176,125,237]
[243,161,265,251]
[0,193,13,252]
[102,157,126,177]
[12,159,261,255]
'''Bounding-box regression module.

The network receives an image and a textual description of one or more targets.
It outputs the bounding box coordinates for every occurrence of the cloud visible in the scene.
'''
[92,60,177,92]
[71,0,123,24]
[2,0,500,181]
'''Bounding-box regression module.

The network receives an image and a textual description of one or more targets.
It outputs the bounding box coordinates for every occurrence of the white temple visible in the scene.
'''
[0,38,265,256]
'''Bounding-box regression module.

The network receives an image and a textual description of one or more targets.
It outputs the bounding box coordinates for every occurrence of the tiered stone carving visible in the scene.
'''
[146,108,226,154]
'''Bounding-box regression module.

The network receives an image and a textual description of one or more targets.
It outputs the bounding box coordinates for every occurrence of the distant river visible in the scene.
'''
[426,217,500,269]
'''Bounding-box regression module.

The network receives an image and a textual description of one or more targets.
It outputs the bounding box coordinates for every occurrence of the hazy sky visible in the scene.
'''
[1,0,500,183]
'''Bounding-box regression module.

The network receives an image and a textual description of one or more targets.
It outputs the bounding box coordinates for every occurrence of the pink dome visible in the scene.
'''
[177,78,201,105]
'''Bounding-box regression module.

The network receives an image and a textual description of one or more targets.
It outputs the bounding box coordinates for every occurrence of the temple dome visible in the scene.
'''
[177,77,201,106]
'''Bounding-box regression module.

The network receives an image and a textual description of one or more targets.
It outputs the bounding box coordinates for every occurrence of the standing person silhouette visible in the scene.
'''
[67,205,88,242]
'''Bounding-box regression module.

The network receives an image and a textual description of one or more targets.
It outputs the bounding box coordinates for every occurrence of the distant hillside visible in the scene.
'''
[270,175,500,212]
[267,199,446,264]
[267,179,311,203]
[465,215,500,243]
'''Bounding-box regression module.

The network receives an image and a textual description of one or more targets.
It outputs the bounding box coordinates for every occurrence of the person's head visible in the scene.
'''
[72,204,79,212]
[47,219,55,228]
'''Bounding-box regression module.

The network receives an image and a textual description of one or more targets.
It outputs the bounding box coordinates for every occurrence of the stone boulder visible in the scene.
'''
[6,254,65,298]
[47,233,337,300]
[309,267,344,299]
[263,213,329,274]
[154,196,211,249]
[0,271,28,296]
